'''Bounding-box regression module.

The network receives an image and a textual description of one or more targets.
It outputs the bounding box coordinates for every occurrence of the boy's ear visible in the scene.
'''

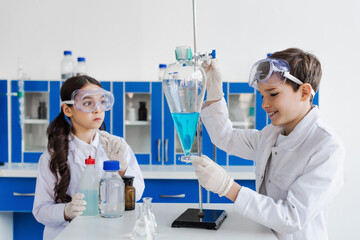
[301,83,312,101]
[62,104,73,117]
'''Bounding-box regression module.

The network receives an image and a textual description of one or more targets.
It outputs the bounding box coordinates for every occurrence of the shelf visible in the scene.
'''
[24,119,49,124]
[125,120,151,126]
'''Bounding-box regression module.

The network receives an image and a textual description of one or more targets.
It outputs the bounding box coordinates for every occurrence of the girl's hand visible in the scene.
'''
[64,193,86,221]
[99,131,128,172]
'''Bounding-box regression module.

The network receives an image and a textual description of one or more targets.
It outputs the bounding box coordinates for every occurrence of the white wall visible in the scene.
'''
[1,0,359,238]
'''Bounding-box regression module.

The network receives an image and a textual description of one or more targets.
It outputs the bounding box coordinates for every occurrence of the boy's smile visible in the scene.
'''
[258,76,312,135]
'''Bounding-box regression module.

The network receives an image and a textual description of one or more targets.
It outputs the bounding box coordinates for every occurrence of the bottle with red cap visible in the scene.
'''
[78,156,100,216]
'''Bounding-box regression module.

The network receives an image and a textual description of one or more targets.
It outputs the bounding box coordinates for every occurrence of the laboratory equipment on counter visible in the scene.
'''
[122,175,136,211]
[162,45,206,162]
[163,0,227,230]
[78,156,100,216]
[99,160,125,218]
[131,197,158,239]
[61,50,76,80]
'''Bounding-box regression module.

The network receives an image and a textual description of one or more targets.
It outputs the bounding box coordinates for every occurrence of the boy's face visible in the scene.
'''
[257,76,310,135]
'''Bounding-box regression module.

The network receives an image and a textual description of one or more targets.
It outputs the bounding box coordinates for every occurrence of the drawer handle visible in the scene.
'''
[159,194,185,198]
[13,192,35,197]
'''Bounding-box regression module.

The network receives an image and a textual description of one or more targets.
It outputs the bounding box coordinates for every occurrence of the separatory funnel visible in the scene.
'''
[162,46,206,162]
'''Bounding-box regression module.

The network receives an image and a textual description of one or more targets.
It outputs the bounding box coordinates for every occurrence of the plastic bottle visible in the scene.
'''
[99,160,125,218]
[78,156,100,216]
[122,176,136,211]
[158,64,167,81]
[76,57,87,76]
[61,50,75,80]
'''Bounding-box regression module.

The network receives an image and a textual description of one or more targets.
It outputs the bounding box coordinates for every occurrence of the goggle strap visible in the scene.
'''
[284,72,316,97]
[61,100,74,105]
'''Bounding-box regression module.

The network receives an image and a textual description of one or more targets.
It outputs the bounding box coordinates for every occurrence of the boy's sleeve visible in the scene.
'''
[233,137,344,235]
[201,98,261,161]
[32,151,69,227]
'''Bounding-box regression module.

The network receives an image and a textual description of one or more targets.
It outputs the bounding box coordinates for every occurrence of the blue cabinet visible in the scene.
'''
[142,179,207,203]
[10,80,60,163]
[0,80,8,164]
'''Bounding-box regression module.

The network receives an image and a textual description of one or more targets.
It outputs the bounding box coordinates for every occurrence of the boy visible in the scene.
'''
[190,48,344,239]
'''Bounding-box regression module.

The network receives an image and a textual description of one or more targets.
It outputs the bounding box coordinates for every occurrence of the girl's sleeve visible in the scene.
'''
[201,98,261,161]
[123,142,145,201]
[32,151,68,227]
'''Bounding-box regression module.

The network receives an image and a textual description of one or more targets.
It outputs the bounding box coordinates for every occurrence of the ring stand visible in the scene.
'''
[171,208,227,230]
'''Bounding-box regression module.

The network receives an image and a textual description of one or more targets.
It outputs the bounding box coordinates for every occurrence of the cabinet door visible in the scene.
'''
[142,179,207,203]
[0,80,8,163]
[100,81,111,132]
[0,177,36,212]
[124,82,152,165]
[11,80,55,163]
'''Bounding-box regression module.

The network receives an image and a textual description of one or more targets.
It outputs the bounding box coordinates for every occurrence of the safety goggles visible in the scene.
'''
[61,88,114,113]
[249,58,315,96]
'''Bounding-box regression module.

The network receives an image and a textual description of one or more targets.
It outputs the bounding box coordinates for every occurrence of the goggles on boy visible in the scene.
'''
[249,58,315,96]
[61,88,114,113]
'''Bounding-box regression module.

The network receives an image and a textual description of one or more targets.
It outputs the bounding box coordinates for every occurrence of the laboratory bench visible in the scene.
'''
[0,163,256,240]
[56,203,276,240]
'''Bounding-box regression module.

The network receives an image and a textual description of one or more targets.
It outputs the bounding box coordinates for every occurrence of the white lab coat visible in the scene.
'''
[200,98,344,240]
[32,132,145,240]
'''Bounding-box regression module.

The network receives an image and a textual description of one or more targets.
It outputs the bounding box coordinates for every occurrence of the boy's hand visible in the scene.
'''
[190,155,234,197]
[201,59,224,101]
[99,131,128,171]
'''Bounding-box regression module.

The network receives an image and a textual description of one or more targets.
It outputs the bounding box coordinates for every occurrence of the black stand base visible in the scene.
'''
[171,208,227,230]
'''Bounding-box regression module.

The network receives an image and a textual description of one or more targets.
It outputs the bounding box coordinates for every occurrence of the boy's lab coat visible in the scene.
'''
[201,98,344,240]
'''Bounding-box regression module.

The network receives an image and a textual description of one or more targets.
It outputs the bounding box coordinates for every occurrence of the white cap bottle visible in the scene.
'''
[76,57,87,76]
[61,51,75,80]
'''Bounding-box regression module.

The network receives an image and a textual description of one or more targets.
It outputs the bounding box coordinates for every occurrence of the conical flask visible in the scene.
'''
[162,46,206,162]
[131,202,155,240]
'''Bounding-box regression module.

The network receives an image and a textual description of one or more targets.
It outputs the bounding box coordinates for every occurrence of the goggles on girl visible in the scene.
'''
[249,58,315,96]
[61,88,114,113]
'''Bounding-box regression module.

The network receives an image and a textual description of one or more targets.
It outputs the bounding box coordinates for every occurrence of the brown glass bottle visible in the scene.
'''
[122,176,135,211]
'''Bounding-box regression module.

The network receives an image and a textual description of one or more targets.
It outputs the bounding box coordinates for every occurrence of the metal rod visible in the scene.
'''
[192,0,204,217]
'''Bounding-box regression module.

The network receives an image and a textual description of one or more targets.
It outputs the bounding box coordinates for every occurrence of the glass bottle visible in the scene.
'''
[78,156,100,216]
[61,50,75,80]
[37,101,47,119]
[122,176,135,211]
[76,57,87,76]
[158,64,167,81]
[138,102,147,121]
[99,160,125,218]
[142,197,158,236]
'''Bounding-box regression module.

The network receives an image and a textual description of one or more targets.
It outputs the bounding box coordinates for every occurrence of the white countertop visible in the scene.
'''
[0,163,255,180]
[56,203,275,240]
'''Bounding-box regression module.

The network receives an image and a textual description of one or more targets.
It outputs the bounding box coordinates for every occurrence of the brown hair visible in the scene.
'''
[47,75,105,203]
[270,48,322,102]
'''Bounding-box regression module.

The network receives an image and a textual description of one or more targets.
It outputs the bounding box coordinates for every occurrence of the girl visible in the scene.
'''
[32,75,145,240]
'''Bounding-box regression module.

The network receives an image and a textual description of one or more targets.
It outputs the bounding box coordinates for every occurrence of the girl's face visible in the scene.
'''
[257,76,311,135]
[63,84,105,135]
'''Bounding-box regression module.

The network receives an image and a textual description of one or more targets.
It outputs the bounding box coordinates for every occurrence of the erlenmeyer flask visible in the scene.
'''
[162,46,206,162]
[131,203,154,240]
[142,197,158,236]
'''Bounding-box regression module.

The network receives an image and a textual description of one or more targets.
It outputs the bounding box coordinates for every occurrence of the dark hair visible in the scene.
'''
[47,75,105,203]
[270,48,322,102]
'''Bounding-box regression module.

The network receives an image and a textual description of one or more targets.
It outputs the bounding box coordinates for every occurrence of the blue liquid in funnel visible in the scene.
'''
[171,112,200,156]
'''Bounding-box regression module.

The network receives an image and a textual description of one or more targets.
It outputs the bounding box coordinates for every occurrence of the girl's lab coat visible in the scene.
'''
[32,132,145,240]
[201,98,344,240]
